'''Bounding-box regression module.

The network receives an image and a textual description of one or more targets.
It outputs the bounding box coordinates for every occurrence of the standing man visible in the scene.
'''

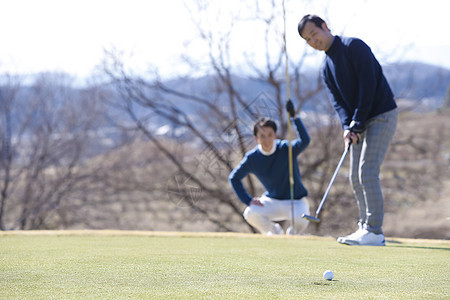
[298,15,398,246]
[229,101,311,235]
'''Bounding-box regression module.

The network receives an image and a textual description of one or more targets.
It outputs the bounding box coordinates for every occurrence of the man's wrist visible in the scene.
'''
[349,120,365,133]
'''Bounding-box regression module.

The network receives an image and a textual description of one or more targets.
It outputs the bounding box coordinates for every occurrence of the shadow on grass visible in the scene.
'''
[313,281,338,286]
[386,240,450,251]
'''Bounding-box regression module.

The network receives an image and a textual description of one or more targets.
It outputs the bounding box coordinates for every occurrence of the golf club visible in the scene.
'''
[302,143,351,223]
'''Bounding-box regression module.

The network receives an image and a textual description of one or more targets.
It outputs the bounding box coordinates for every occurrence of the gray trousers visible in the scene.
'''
[349,108,398,234]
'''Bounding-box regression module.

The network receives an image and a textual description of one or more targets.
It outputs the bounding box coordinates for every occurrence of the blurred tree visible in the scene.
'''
[2,0,447,237]
[0,73,108,229]
[101,0,344,233]
[443,83,450,109]
[0,74,21,230]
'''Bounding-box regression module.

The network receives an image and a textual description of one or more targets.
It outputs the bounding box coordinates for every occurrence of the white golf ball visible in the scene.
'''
[323,270,334,281]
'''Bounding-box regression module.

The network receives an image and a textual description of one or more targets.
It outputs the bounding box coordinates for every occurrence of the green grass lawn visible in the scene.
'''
[0,231,449,299]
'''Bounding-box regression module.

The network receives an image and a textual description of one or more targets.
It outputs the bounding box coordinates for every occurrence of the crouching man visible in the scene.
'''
[229,101,311,235]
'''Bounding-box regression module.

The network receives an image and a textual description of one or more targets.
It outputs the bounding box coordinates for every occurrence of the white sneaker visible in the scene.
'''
[267,223,284,235]
[339,229,385,246]
[286,226,296,235]
[337,224,364,243]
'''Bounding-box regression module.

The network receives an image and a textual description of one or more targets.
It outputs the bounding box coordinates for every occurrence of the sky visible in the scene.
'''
[0,0,449,80]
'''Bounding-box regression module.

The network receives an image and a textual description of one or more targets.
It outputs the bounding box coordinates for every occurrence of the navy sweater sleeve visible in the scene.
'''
[228,153,253,206]
[291,117,310,155]
[348,39,379,128]
[323,36,396,131]
[323,67,352,127]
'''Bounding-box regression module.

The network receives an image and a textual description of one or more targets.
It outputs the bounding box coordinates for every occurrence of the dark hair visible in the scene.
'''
[253,118,277,136]
[298,14,326,37]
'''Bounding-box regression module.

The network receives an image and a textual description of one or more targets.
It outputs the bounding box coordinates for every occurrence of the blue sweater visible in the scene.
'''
[229,118,310,206]
[323,36,397,131]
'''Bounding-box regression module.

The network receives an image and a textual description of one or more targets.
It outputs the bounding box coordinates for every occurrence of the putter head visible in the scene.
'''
[302,214,320,223]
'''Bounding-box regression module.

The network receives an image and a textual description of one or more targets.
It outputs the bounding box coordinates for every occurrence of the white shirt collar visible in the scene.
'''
[258,142,276,156]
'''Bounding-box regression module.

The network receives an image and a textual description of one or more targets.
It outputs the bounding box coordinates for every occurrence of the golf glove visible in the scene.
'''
[286,99,295,118]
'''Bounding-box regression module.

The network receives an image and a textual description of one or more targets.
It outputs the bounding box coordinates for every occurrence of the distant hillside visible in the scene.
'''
[384,62,450,110]
[163,62,450,114]
[4,62,449,144]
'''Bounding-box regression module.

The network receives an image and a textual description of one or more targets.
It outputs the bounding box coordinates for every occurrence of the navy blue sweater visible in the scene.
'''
[323,36,397,131]
[229,118,310,206]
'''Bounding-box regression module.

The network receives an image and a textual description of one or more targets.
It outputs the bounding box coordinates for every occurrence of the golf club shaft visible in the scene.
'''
[314,144,351,217]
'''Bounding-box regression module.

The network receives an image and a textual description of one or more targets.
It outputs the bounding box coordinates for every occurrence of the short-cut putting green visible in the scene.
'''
[1,231,448,299]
